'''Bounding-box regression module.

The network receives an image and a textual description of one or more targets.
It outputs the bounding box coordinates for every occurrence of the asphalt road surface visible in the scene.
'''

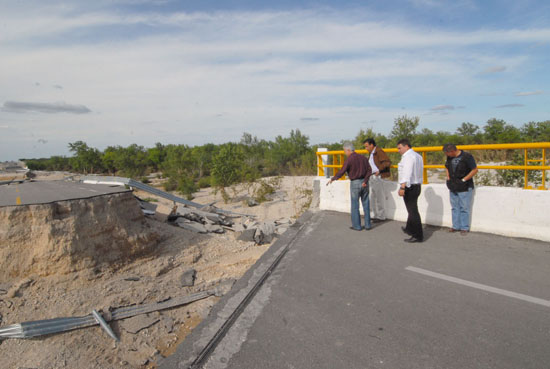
[163,210,550,369]
[0,180,130,206]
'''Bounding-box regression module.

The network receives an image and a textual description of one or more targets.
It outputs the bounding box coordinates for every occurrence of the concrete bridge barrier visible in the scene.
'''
[315,178,550,242]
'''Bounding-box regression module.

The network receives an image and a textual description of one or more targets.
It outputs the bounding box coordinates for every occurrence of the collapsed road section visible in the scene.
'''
[0,180,161,280]
[0,175,314,368]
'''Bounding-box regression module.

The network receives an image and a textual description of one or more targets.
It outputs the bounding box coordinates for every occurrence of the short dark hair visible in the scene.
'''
[397,138,411,148]
[362,138,376,146]
[443,143,457,152]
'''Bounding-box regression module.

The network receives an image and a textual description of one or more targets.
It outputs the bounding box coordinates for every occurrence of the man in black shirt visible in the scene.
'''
[443,143,478,235]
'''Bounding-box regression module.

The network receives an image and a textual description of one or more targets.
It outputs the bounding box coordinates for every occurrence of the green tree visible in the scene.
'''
[68,141,103,174]
[111,144,149,178]
[390,115,419,141]
[483,118,506,142]
[267,129,311,174]
[147,143,166,172]
[456,122,480,137]
[102,146,118,174]
[521,121,550,142]
[211,143,245,202]
[190,143,217,179]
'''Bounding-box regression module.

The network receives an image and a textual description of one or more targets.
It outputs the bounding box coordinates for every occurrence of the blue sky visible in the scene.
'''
[1,0,549,160]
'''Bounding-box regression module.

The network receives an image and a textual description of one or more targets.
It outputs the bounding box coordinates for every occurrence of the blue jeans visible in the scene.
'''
[450,188,473,231]
[350,179,371,230]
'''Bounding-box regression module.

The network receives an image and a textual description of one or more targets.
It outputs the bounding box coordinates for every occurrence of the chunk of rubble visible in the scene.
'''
[135,196,158,216]
[176,205,233,226]
[236,228,256,242]
[175,219,208,234]
[205,223,224,233]
[180,269,196,287]
[275,218,292,225]
[254,222,276,245]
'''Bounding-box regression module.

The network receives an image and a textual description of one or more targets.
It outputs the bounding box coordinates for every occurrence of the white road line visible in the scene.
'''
[405,266,550,308]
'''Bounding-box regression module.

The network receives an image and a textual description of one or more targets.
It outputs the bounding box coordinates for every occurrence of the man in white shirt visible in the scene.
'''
[397,138,424,242]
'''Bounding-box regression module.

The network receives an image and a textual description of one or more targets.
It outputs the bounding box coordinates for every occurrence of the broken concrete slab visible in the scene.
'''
[180,269,196,287]
[254,222,277,244]
[275,218,292,225]
[176,205,231,226]
[236,228,256,242]
[120,314,160,334]
[204,224,224,234]
[175,219,208,234]
[135,196,158,216]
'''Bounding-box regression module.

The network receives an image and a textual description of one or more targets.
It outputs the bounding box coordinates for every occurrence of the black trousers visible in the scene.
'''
[403,184,423,240]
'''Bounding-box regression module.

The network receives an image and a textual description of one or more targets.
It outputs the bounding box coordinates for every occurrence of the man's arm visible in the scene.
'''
[399,154,413,188]
[376,149,391,172]
[462,155,478,181]
[327,156,351,185]
[362,161,372,187]
[463,167,478,182]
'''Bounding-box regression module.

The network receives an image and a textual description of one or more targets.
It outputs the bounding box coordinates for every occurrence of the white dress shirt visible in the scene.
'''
[398,148,423,187]
[368,147,379,174]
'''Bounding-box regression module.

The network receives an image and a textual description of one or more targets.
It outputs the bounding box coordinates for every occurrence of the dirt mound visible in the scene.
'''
[0,192,161,280]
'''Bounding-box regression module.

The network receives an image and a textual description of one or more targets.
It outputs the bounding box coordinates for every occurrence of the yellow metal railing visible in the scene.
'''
[317,142,550,190]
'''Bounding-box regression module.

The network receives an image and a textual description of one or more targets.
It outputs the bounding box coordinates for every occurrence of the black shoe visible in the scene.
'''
[349,226,363,231]
[372,218,386,223]
[401,226,411,235]
[404,236,423,243]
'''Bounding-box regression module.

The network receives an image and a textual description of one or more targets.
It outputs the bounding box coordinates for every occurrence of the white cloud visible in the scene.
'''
[482,66,507,74]
[496,104,525,108]
[2,101,92,114]
[515,90,544,96]
[431,105,455,111]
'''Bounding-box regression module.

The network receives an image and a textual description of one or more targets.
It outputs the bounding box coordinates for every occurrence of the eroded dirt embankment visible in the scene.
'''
[0,192,161,281]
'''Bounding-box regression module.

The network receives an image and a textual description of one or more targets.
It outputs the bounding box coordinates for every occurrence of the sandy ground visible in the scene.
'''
[0,173,315,369]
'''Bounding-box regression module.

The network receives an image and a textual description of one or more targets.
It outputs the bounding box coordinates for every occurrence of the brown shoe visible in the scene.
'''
[460,230,469,235]
[448,228,457,233]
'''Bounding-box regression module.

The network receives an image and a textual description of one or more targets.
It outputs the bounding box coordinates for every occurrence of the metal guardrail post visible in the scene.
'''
[422,152,428,185]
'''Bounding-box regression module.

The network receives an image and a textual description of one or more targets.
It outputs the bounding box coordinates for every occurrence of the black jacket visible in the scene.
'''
[445,151,476,192]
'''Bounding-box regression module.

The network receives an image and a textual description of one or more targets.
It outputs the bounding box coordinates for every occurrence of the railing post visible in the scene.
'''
[422,152,428,184]
[542,149,547,190]
[317,148,328,178]
[524,148,529,189]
